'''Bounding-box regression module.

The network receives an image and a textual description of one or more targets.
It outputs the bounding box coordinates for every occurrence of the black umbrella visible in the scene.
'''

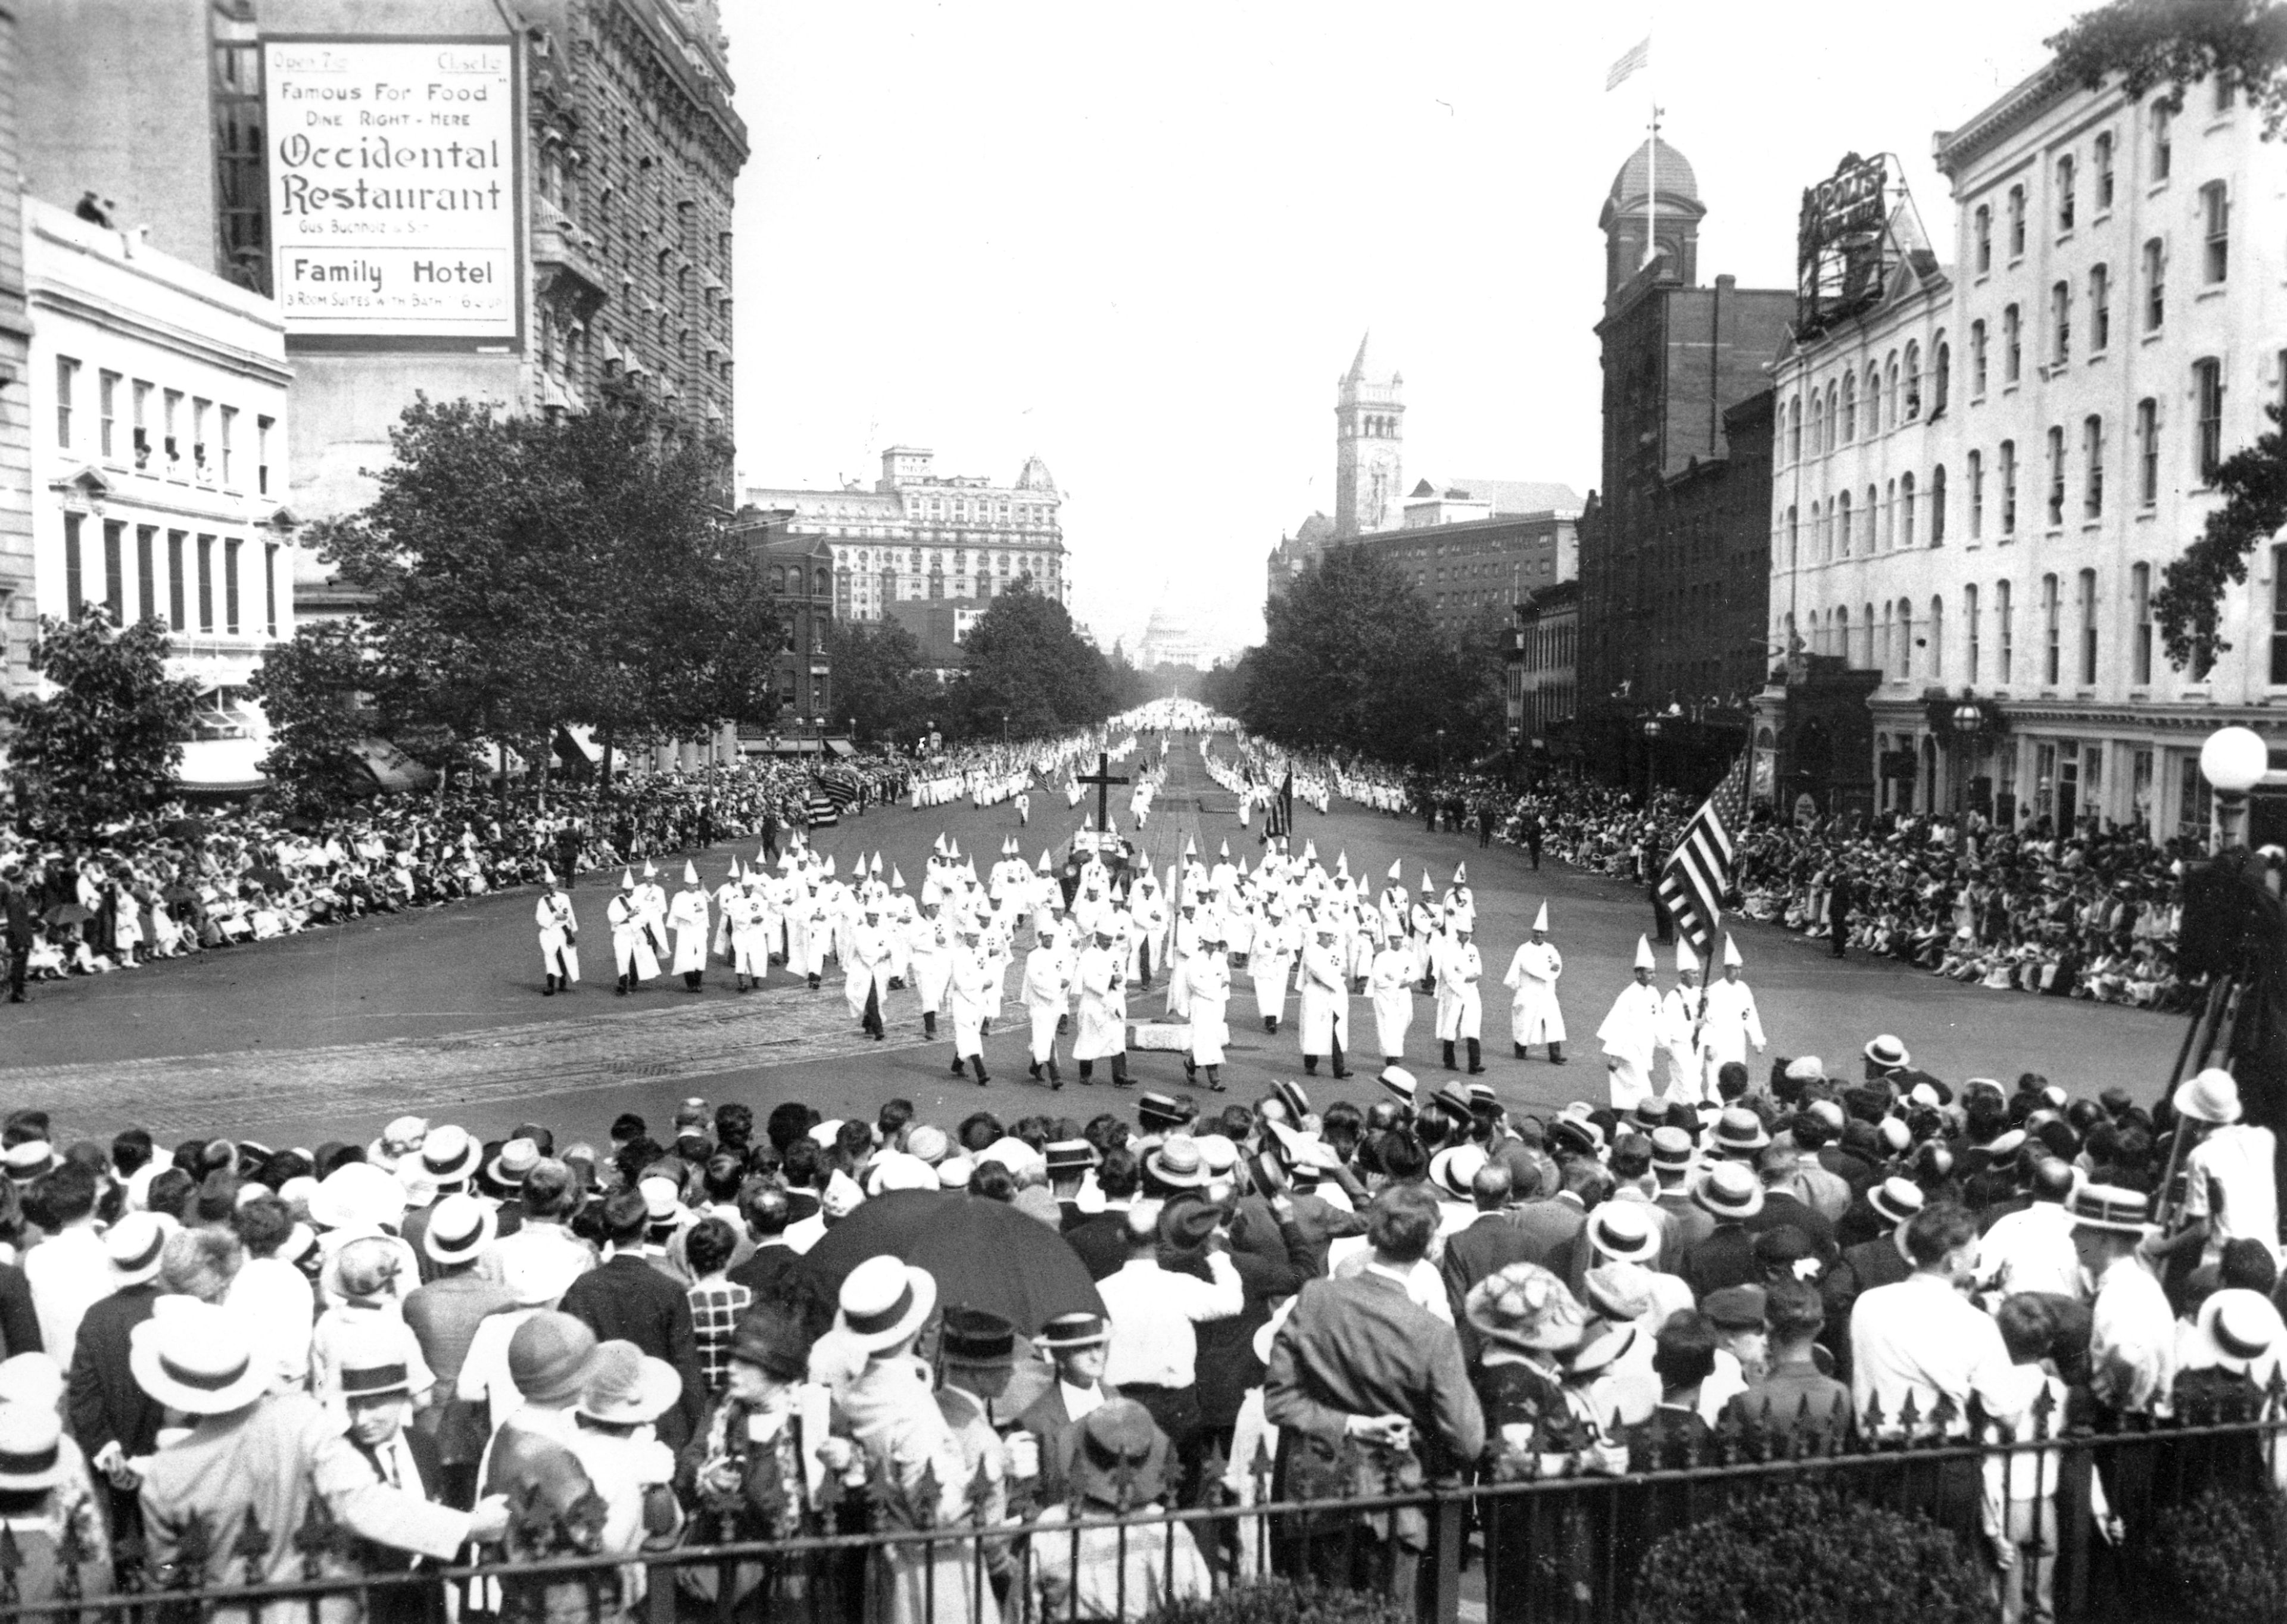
[796,1190,1105,1336]
[40,903,91,927]
[161,816,209,841]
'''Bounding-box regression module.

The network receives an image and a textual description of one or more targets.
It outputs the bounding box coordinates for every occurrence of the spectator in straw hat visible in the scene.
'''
[64,1210,172,1536]
[0,1401,111,1607]
[1678,1162,1763,1301]
[2072,1184,2175,1416]
[136,1298,502,1600]
[2152,1068,2279,1273]
[403,1193,513,1505]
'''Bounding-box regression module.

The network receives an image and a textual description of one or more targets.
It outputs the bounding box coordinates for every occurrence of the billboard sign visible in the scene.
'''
[263,39,520,343]
[1794,152,1894,337]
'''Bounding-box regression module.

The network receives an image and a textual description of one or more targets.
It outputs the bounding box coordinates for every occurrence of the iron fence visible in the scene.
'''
[1,1384,2280,1624]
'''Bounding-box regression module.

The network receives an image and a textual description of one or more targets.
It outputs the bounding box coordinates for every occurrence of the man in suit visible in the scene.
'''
[66,1212,169,1536]
[726,1182,800,1302]
[560,1187,707,1450]
[1742,1145,1839,1259]
[1017,1311,1114,1504]
[1063,1148,1142,1281]
[0,865,33,1003]
[1438,1164,1540,1357]
[1680,1163,1766,1300]
[1828,872,1854,958]
[1506,1159,1590,1267]
[1821,1179,1924,1380]
[1265,1183,1484,1601]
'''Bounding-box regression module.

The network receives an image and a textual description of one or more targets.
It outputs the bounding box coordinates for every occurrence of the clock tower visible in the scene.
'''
[1333,333,1403,538]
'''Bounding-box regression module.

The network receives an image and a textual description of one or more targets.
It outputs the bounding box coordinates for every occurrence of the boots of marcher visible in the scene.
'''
[1205,1065,1223,1092]
[1185,1059,1198,1083]
[1513,1042,1527,1059]
[1303,1056,1319,1076]
[1442,1040,1458,1071]
[684,971,702,992]
[1028,1061,1043,1081]
[1112,1055,1132,1087]
[950,1055,967,1076]
[1467,1038,1485,1076]
[543,975,557,997]
[1048,1058,1063,1090]
[924,1011,939,1039]
[971,1056,990,1087]
[1077,1060,1095,1085]
[1548,1042,1568,1065]
[1385,1056,1400,1070]
[806,973,820,990]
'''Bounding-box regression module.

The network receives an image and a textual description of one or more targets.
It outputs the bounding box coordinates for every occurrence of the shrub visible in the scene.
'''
[1139,1576,1412,1624]
[2138,1488,2287,1624]
[1631,1482,1990,1624]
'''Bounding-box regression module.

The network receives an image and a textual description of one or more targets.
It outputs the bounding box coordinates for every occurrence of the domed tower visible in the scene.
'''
[1334,333,1403,538]
[1598,136,1705,295]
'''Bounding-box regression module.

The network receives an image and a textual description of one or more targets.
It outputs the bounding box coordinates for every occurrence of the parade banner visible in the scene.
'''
[263,38,521,342]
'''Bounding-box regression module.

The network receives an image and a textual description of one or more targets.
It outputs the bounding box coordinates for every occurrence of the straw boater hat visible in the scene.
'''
[1036,1311,1111,1351]
[2069,1183,2152,1235]
[1585,1201,1660,1264]
[1144,1136,1206,1189]
[104,1211,172,1288]
[130,1298,269,1414]
[1691,1161,1765,1223]
[1378,1067,1418,1106]
[1863,1034,1911,1071]
[1465,1262,1585,1354]
[422,1193,497,1267]
[0,1404,67,1492]
[1429,1143,1487,1201]
[1867,1177,1925,1229]
[2188,1289,2282,1374]
[836,1255,937,1352]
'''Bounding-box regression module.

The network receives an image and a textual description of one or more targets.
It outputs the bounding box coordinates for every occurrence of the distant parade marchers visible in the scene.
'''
[533,705,1780,1114]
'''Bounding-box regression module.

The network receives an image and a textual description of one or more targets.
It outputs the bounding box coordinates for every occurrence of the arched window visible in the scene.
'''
[1862,603,1875,668]
[1887,353,1902,426]
[1865,364,1882,435]
[1836,604,1849,660]
[1842,372,1857,442]
[1837,490,1852,556]
[1811,390,1825,456]
[1965,584,1981,681]
[1933,337,1951,413]
[1930,463,1948,544]
[1868,484,1881,550]
[1905,341,1923,419]
[1900,471,1918,547]
[1928,594,1945,679]
[1897,596,1915,678]
[1787,396,1802,462]
[1827,381,1840,451]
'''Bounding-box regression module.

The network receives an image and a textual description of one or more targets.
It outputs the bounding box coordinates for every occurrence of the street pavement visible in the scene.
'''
[0,738,2190,1149]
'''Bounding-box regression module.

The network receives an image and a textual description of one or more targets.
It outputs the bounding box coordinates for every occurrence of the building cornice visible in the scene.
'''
[1933,66,2076,177]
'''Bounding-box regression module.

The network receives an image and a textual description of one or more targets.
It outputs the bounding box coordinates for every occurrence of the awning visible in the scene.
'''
[824,736,857,758]
[348,737,435,793]
[176,737,267,792]
[556,724,602,765]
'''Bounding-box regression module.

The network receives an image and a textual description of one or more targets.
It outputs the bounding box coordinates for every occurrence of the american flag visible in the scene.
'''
[1606,36,1650,92]
[812,768,859,809]
[1263,767,1293,843]
[1655,746,1752,962]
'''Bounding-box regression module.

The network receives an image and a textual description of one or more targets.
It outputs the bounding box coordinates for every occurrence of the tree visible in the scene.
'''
[313,391,781,788]
[948,581,1116,739]
[3,609,200,836]
[2049,0,2287,137]
[1235,546,1500,768]
[242,618,378,811]
[828,616,939,744]
[2152,402,2287,671]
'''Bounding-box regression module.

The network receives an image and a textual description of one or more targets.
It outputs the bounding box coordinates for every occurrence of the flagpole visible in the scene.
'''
[1644,103,1662,270]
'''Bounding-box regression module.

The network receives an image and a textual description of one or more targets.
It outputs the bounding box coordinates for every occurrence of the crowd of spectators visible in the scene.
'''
[0,1030,2269,1619]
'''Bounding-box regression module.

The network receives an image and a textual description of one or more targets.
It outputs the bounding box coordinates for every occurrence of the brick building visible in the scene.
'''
[732,513,835,749]
[1578,136,1793,749]
[743,445,1068,626]
[1507,578,1580,747]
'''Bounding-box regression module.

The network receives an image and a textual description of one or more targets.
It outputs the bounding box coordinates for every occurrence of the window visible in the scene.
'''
[1931,464,1948,544]
[1787,396,1801,462]
[2143,238,2166,330]
[1826,382,1839,451]
[2202,182,2229,282]
[2046,426,2066,525]
[2095,132,2115,209]
[135,525,155,622]
[130,381,150,465]
[2195,357,2224,482]
[1887,356,1901,427]
[63,513,82,616]
[1900,471,1917,546]
[196,535,213,633]
[192,399,211,479]
[2057,155,2076,230]
[1997,579,2014,682]
[161,390,180,467]
[2004,305,2021,383]
[1905,342,1923,418]
[2133,562,2154,685]
[2043,573,2062,685]
[1967,584,1981,680]
[1878,481,1892,550]
[1930,595,1946,678]
[98,372,118,459]
[2051,281,2071,364]
[2083,415,2105,517]
[1896,597,1914,678]
[1968,450,1984,538]
[1811,390,1825,455]
[2089,264,2110,352]
[1975,204,1992,272]
[2152,104,2171,180]
[1970,320,1987,394]
[1866,364,1882,435]
[2007,185,2026,257]
[219,407,236,487]
[224,540,241,634]
[102,520,123,622]
[166,532,185,632]
[1786,504,1798,569]
[54,357,76,448]
[2272,549,2287,685]
[1999,439,2018,535]
[2079,569,2099,684]
[2217,71,2236,113]
[2137,397,2160,503]
[1837,491,1852,556]
[1842,372,1856,441]
[1933,339,1951,412]
[264,543,278,637]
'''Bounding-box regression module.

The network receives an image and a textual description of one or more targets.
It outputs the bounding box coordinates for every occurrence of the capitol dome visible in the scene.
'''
[1606,137,1700,214]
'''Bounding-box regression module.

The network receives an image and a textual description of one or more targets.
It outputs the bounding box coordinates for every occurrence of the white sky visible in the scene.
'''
[725,2,2071,659]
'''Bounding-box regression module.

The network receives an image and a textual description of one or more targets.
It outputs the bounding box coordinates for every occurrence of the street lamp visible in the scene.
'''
[1435,727,1447,775]
[1643,718,1663,800]
[2199,724,2269,851]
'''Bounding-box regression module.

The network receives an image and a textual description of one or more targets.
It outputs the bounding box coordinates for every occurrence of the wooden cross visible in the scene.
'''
[1075,750,1130,837]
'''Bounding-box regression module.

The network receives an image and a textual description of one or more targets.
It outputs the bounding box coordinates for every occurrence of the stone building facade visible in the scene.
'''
[0,8,33,701]
[1765,64,2287,840]
[742,445,1068,626]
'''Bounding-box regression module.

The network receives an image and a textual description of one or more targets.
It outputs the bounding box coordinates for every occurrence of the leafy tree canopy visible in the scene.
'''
[4,610,201,837]
[2152,403,2287,672]
[946,581,1116,741]
[827,616,940,746]
[242,617,378,812]
[2049,0,2287,136]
